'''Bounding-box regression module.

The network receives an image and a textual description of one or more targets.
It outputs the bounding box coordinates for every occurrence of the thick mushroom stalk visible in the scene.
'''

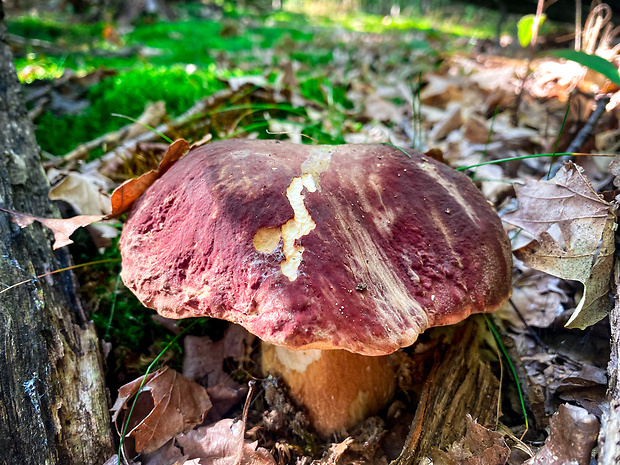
[119,139,512,436]
[261,344,397,437]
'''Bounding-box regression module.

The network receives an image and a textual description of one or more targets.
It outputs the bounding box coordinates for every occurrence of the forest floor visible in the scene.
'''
[5,2,620,464]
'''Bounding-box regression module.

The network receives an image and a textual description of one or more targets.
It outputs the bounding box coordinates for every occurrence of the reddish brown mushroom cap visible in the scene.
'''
[120,139,512,356]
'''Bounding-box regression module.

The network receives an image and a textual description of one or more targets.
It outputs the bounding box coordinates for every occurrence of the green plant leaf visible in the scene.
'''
[517,14,545,47]
[551,49,620,86]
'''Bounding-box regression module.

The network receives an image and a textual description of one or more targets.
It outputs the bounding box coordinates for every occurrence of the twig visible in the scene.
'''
[61,123,135,163]
[81,98,208,173]
[77,88,236,174]
[547,94,611,178]
[7,33,65,54]
[27,97,50,121]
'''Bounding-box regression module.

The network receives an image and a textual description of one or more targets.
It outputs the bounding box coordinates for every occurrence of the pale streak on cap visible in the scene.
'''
[119,140,512,356]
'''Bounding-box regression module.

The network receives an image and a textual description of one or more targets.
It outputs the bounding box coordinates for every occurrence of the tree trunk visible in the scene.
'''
[599,266,620,463]
[0,3,114,464]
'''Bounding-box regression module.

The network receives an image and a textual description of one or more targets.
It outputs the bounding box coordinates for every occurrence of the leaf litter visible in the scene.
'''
[6,5,620,464]
[504,162,616,329]
[111,366,212,455]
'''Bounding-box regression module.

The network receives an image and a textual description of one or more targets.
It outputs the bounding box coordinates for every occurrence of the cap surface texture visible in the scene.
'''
[120,139,512,356]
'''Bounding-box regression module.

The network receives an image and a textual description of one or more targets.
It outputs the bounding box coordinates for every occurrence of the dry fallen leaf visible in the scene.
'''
[419,74,463,108]
[183,324,255,387]
[139,439,188,465]
[524,404,599,465]
[462,114,490,144]
[2,138,197,249]
[522,349,607,426]
[503,265,572,328]
[427,104,463,142]
[0,208,105,249]
[111,366,212,454]
[430,415,510,465]
[176,418,276,465]
[362,92,403,124]
[183,324,255,421]
[110,138,191,216]
[48,171,112,216]
[504,162,616,329]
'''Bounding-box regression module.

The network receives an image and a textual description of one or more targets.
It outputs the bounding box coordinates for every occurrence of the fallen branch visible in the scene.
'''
[61,123,135,164]
[7,32,65,54]
[80,88,236,175]
[61,100,167,164]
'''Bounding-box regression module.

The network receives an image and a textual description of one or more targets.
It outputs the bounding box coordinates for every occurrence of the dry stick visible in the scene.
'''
[77,103,204,174]
[547,94,611,178]
[234,380,256,465]
[7,32,65,54]
[0,258,120,296]
[63,87,235,169]
[62,122,136,163]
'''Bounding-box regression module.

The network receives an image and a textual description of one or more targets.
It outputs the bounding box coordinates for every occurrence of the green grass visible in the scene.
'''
[283,1,518,38]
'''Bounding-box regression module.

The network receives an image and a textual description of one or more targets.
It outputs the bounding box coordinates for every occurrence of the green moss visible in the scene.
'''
[126,20,232,66]
[7,14,104,45]
[9,5,463,158]
[36,66,222,156]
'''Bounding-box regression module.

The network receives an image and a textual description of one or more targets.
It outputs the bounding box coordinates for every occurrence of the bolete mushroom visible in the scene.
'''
[119,139,512,437]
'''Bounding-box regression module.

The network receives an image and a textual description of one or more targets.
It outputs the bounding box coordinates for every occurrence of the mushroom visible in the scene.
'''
[119,139,512,437]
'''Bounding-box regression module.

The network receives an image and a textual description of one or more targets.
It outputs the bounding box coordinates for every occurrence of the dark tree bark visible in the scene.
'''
[0,2,114,464]
[391,320,500,464]
[599,268,620,464]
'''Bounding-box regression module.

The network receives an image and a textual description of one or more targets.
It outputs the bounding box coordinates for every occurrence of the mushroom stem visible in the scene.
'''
[261,342,397,437]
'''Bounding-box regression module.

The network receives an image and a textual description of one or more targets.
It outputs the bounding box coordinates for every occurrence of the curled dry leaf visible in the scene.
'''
[175,418,276,465]
[48,171,112,216]
[504,162,616,329]
[0,208,104,249]
[110,138,191,216]
[522,349,607,426]
[111,366,212,454]
[1,138,197,249]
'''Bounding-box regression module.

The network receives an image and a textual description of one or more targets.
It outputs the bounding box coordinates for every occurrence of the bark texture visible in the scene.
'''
[0,3,113,464]
[599,265,620,464]
[391,320,500,464]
